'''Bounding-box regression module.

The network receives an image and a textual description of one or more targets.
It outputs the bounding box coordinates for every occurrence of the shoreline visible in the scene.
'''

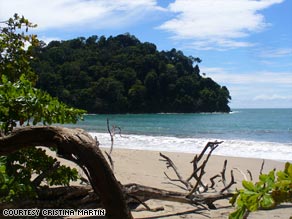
[104,146,290,163]
[88,132,292,162]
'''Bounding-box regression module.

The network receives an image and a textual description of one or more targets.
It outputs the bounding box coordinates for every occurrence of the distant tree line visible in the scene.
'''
[31,33,231,113]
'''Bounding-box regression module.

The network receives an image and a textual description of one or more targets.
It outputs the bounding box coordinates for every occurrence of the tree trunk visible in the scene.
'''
[0,126,132,219]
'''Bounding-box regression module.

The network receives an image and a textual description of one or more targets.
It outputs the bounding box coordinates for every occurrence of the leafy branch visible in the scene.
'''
[229,162,292,219]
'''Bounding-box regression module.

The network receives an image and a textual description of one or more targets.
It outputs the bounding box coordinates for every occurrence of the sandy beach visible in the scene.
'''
[49,147,291,219]
[111,149,290,219]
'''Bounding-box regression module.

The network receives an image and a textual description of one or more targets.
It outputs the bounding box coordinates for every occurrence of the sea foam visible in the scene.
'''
[89,132,292,162]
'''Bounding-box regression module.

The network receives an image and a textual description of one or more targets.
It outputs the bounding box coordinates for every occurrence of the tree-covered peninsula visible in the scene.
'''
[32,34,231,113]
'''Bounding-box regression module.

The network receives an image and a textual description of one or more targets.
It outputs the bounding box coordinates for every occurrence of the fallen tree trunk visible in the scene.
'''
[0,126,132,219]
[124,183,234,209]
[0,183,234,211]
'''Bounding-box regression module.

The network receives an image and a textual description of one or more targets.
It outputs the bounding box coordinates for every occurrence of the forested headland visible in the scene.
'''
[32,34,231,113]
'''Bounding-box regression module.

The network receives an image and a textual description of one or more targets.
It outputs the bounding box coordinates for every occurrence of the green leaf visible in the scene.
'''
[260,194,275,209]
[230,162,292,219]
[243,193,260,212]
[287,163,292,178]
[277,171,288,181]
[259,173,268,182]
[229,206,246,219]
[229,192,240,206]
[242,180,256,191]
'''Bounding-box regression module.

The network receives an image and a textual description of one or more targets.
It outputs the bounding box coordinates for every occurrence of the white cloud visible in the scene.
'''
[0,0,162,30]
[200,66,292,108]
[38,36,61,45]
[189,39,254,51]
[159,0,284,50]
[254,94,292,100]
[258,48,292,58]
[202,67,292,85]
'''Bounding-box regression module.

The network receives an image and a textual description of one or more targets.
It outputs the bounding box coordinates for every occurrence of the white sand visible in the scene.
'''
[46,146,291,218]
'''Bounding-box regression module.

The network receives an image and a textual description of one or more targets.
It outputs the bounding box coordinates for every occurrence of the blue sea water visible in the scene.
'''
[65,109,292,161]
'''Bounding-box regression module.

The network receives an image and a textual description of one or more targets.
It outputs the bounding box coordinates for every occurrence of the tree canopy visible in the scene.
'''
[32,34,231,113]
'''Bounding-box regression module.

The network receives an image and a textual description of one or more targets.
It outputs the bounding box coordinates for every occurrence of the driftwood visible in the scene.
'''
[124,183,233,208]
[158,141,235,211]
[0,126,237,218]
[0,182,233,212]
[0,126,132,219]
[159,141,235,195]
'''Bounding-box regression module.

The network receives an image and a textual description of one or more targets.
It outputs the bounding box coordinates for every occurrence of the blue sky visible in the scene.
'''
[1,0,291,109]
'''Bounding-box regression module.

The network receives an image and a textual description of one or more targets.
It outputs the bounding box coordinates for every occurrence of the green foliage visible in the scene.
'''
[0,14,85,202]
[230,162,292,219]
[0,75,85,133]
[6,147,79,186]
[32,34,231,113]
[0,13,38,83]
[0,156,36,202]
[0,148,78,202]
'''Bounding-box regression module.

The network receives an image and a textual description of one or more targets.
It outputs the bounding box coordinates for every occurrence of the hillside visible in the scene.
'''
[32,34,231,113]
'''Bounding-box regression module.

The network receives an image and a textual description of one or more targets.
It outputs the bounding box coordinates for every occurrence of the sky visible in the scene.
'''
[1,0,291,109]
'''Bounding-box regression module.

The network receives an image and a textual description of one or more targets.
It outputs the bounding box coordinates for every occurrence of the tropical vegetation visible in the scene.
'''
[0,14,85,202]
[31,34,231,113]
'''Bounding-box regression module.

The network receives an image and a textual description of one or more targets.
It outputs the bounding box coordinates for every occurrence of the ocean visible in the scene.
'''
[65,109,292,162]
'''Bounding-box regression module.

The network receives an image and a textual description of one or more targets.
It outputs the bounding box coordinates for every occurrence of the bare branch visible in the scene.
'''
[107,118,114,155]
[128,194,164,212]
[233,167,248,181]
[133,206,164,212]
[105,151,115,171]
[114,125,123,138]
[247,170,253,181]
[186,142,222,196]
[106,119,125,156]
[196,141,223,162]
[189,168,206,196]
[160,153,192,190]
[94,136,100,148]
[260,159,265,175]
[187,141,223,182]
[220,160,228,188]
[220,170,236,193]
[209,174,220,189]
[162,181,189,191]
